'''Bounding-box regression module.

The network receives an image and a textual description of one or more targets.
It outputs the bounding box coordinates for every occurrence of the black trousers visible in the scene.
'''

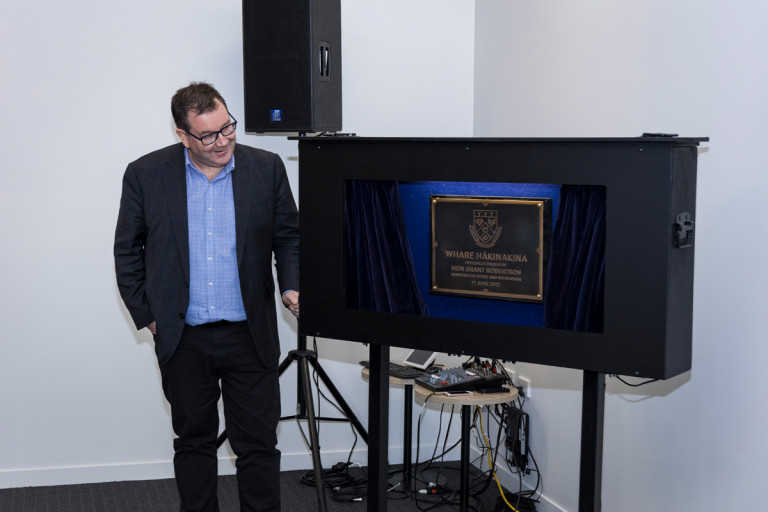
[159,321,281,512]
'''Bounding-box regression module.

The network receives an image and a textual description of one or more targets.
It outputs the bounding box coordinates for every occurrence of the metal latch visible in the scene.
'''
[674,212,694,248]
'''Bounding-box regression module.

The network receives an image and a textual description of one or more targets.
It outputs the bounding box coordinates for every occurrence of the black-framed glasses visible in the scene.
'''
[185,113,237,146]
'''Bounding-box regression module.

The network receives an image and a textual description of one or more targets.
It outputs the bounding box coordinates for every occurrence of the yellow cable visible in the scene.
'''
[477,405,519,512]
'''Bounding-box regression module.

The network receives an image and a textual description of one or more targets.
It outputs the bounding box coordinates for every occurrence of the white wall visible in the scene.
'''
[0,0,475,488]
[474,1,768,511]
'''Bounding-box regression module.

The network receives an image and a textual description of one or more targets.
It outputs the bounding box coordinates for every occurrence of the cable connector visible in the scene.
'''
[418,486,451,495]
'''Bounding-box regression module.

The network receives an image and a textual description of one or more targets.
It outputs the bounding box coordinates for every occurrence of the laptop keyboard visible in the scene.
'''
[359,361,427,379]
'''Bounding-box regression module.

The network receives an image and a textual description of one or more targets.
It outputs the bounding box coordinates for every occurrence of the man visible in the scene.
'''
[114,82,299,512]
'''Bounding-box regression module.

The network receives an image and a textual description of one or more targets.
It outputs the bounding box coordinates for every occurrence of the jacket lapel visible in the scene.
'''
[232,145,252,266]
[162,145,190,281]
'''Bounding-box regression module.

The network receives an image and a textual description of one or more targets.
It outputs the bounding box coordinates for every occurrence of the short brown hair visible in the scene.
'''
[171,82,229,132]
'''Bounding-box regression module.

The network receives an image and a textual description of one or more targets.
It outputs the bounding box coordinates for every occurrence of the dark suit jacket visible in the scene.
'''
[114,143,299,366]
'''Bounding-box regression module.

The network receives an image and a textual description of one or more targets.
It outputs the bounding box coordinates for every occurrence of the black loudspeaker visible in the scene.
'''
[242,0,342,133]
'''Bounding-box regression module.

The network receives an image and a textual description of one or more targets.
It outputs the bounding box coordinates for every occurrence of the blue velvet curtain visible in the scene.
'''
[544,185,606,332]
[344,181,429,316]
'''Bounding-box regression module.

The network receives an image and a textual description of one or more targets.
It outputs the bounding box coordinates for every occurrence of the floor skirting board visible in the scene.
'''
[0,444,453,490]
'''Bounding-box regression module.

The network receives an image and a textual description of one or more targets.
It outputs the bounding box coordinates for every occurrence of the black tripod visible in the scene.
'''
[217,333,368,511]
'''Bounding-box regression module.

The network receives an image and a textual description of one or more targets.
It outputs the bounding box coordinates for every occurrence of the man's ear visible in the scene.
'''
[176,129,190,148]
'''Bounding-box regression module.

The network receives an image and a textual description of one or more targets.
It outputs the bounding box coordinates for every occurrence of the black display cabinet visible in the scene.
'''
[297,136,707,512]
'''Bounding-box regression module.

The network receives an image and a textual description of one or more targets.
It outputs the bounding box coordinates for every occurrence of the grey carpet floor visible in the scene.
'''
[0,463,518,511]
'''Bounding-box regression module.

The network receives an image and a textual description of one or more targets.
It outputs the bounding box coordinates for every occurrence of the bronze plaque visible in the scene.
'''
[430,196,550,302]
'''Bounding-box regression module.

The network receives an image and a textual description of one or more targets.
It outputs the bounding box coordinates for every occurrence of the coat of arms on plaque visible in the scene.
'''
[470,210,502,248]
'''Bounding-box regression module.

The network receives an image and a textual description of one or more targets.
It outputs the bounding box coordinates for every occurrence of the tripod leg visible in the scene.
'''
[307,357,369,444]
[278,349,307,419]
[278,352,295,376]
[299,356,328,511]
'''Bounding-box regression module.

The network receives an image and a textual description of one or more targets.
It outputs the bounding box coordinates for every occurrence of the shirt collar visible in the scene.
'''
[183,147,236,180]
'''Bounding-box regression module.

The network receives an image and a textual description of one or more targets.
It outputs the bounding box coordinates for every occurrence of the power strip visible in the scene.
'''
[503,403,529,471]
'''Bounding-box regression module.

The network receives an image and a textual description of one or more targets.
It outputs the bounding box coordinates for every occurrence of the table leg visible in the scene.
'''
[402,384,413,490]
[459,404,471,512]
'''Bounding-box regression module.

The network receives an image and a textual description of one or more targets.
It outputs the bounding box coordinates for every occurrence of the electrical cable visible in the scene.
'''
[300,462,367,502]
[502,446,540,510]
[413,395,467,511]
[613,374,659,387]
[527,450,542,501]
[291,338,366,502]
[494,359,515,387]
[466,407,495,497]
[312,337,361,469]
[415,397,461,482]
[498,405,541,511]
[411,374,541,511]
[477,406,520,512]
[472,405,506,497]
[487,401,541,511]
[431,404,458,488]
[414,395,443,487]
[312,373,359,465]
[428,402,446,466]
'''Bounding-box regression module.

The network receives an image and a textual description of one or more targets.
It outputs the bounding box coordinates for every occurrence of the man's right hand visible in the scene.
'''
[147,321,157,335]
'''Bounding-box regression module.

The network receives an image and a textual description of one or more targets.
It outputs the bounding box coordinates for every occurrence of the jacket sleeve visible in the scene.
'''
[114,162,155,330]
[270,154,300,294]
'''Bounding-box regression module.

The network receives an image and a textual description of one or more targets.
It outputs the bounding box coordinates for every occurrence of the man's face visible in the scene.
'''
[177,99,236,175]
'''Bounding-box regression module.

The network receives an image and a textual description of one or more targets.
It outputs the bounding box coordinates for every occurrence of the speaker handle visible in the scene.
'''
[319,41,331,82]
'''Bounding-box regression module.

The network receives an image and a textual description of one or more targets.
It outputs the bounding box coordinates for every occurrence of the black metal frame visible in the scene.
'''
[297,136,705,380]
[367,344,390,512]
[291,136,706,510]
[579,371,606,512]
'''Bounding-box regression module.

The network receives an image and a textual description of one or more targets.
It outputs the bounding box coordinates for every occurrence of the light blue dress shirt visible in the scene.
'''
[184,149,247,325]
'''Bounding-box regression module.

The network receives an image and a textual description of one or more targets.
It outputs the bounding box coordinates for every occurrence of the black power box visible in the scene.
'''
[504,404,529,471]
